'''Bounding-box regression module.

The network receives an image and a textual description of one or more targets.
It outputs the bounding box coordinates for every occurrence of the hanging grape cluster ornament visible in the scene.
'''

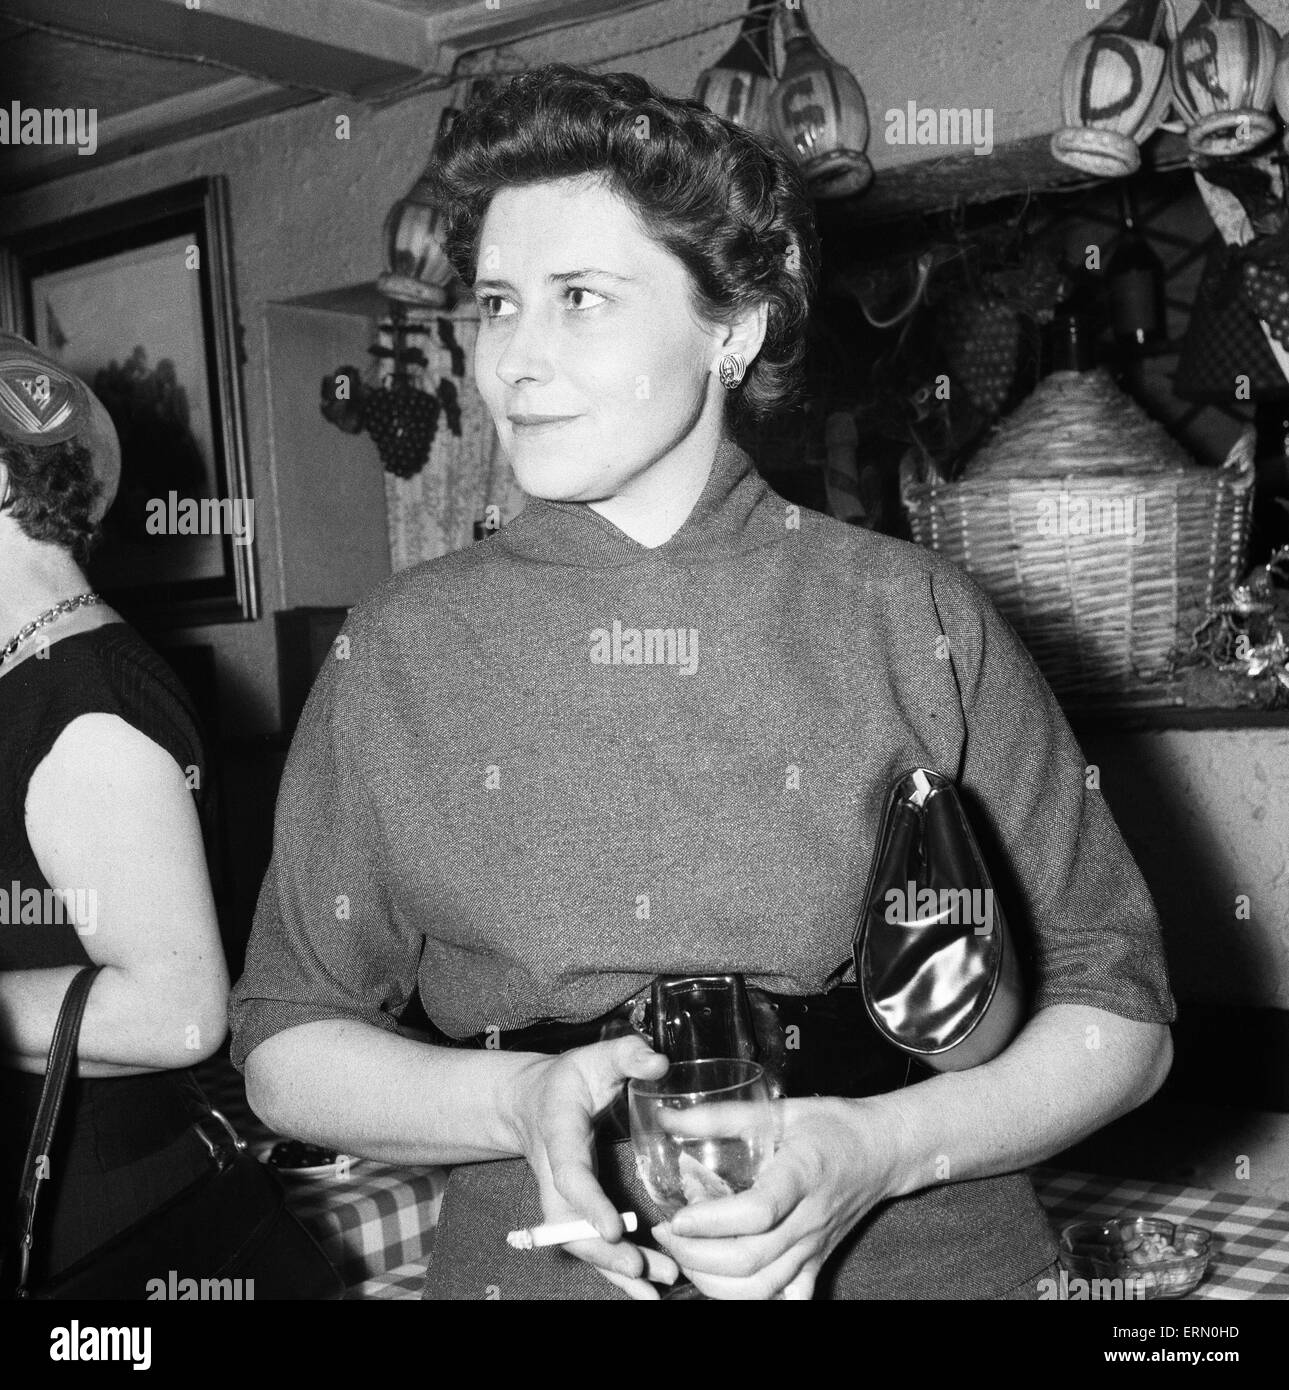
[362,376,440,479]
[320,311,464,478]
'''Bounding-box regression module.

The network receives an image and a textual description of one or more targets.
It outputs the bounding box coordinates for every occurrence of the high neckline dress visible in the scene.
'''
[230,435,1174,1299]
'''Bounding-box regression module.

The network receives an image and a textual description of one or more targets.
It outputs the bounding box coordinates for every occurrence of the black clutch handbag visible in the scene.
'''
[5,966,345,1301]
[854,768,1026,1072]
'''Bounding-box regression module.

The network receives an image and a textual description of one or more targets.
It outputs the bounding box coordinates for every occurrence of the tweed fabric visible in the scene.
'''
[230,433,1175,1298]
[422,1142,1062,1301]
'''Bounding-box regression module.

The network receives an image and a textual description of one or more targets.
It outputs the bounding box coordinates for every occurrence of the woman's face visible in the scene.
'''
[471,176,725,501]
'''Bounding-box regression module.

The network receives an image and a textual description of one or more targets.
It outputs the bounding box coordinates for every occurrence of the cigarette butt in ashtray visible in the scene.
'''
[507,1211,640,1249]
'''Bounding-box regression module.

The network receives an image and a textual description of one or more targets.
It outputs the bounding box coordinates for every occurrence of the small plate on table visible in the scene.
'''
[256,1139,361,1180]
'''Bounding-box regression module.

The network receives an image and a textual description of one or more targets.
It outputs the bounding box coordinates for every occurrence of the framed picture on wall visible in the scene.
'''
[0,177,258,628]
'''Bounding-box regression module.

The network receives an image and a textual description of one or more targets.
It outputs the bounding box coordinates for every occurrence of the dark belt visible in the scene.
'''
[437,978,922,1106]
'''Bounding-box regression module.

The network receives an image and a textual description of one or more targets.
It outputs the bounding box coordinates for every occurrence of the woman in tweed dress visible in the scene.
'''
[230,66,1174,1300]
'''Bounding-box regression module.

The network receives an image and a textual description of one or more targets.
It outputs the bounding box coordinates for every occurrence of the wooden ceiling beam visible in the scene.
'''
[843,132,1198,224]
[0,0,432,97]
[0,75,318,197]
[0,0,674,191]
[0,0,671,94]
[418,0,664,68]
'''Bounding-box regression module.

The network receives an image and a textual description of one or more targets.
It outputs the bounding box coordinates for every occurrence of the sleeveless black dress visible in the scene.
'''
[0,622,216,1280]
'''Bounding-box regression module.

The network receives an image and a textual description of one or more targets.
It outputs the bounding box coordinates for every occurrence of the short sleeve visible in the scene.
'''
[927,563,1176,1025]
[227,616,420,1071]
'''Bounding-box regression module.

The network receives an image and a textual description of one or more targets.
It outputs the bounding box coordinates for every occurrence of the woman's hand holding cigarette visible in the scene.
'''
[502,1034,681,1300]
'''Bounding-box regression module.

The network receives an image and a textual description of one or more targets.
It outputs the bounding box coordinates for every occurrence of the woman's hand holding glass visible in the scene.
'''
[503,1033,681,1300]
[650,1094,906,1300]
[628,1058,777,1300]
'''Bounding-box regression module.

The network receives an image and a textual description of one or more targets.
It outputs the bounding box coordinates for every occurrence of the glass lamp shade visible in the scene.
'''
[769,3,872,199]
[1169,0,1279,158]
[695,67,776,134]
[694,0,777,133]
[1270,33,1289,130]
[377,174,459,308]
[1051,0,1177,178]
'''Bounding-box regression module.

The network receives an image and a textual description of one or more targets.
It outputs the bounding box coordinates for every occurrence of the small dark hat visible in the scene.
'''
[0,331,121,521]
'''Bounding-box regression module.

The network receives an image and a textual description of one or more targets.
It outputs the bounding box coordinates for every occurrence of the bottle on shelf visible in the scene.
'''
[1106,185,1167,355]
[1046,272,1102,374]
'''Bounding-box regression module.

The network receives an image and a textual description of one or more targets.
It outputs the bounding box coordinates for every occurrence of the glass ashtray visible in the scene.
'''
[1059,1216,1212,1299]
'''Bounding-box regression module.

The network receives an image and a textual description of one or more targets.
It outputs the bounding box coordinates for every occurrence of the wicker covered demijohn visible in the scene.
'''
[901,368,1254,703]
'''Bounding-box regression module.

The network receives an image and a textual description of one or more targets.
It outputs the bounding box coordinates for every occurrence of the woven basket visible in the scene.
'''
[901,369,1254,703]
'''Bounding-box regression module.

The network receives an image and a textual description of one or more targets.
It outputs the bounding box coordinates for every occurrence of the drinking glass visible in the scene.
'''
[627,1058,775,1301]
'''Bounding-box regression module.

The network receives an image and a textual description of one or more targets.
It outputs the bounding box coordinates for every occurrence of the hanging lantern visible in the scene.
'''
[1051,0,1177,178]
[377,177,459,307]
[377,104,464,308]
[768,1,872,199]
[694,0,777,134]
[1169,0,1279,159]
[1270,33,1289,131]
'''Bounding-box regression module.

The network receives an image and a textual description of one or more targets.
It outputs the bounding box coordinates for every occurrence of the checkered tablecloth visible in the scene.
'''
[192,1054,441,1294]
[346,1260,429,1300]
[1031,1167,1289,1300]
[315,1168,1289,1302]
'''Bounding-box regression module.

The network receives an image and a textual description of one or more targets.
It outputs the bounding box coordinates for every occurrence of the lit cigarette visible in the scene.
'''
[507,1212,640,1249]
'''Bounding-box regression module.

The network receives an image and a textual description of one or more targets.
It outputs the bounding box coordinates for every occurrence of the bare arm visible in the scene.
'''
[242,1018,544,1166]
[0,713,228,1074]
[278,999,1160,1202]
[882,1003,1172,1190]
[244,1019,682,1298]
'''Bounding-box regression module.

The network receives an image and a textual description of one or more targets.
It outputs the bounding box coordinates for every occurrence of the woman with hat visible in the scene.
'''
[0,334,337,1296]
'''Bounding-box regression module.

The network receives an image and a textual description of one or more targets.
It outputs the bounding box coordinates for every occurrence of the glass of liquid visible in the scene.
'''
[627,1058,776,1301]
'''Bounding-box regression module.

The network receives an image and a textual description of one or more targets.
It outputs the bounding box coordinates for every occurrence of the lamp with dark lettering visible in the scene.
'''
[693,0,777,135]
[768,1,872,199]
[1169,0,1279,159]
[1052,0,1177,178]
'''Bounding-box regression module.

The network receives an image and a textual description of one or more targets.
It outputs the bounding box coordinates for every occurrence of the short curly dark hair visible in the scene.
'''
[0,437,102,563]
[423,63,820,423]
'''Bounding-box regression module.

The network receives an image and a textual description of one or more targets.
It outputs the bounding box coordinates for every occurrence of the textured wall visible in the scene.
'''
[1085,729,1289,1011]
[263,305,394,610]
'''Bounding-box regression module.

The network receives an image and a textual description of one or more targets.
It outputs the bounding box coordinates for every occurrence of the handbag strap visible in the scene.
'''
[12,964,102,1298]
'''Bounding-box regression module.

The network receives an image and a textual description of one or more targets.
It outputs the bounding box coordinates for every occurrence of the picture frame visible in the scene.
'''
[0,176,258,628]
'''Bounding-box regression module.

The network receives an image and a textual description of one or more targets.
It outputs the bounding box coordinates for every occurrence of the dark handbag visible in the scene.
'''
[7,966,345,1301]
[854,768,1026,1071]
